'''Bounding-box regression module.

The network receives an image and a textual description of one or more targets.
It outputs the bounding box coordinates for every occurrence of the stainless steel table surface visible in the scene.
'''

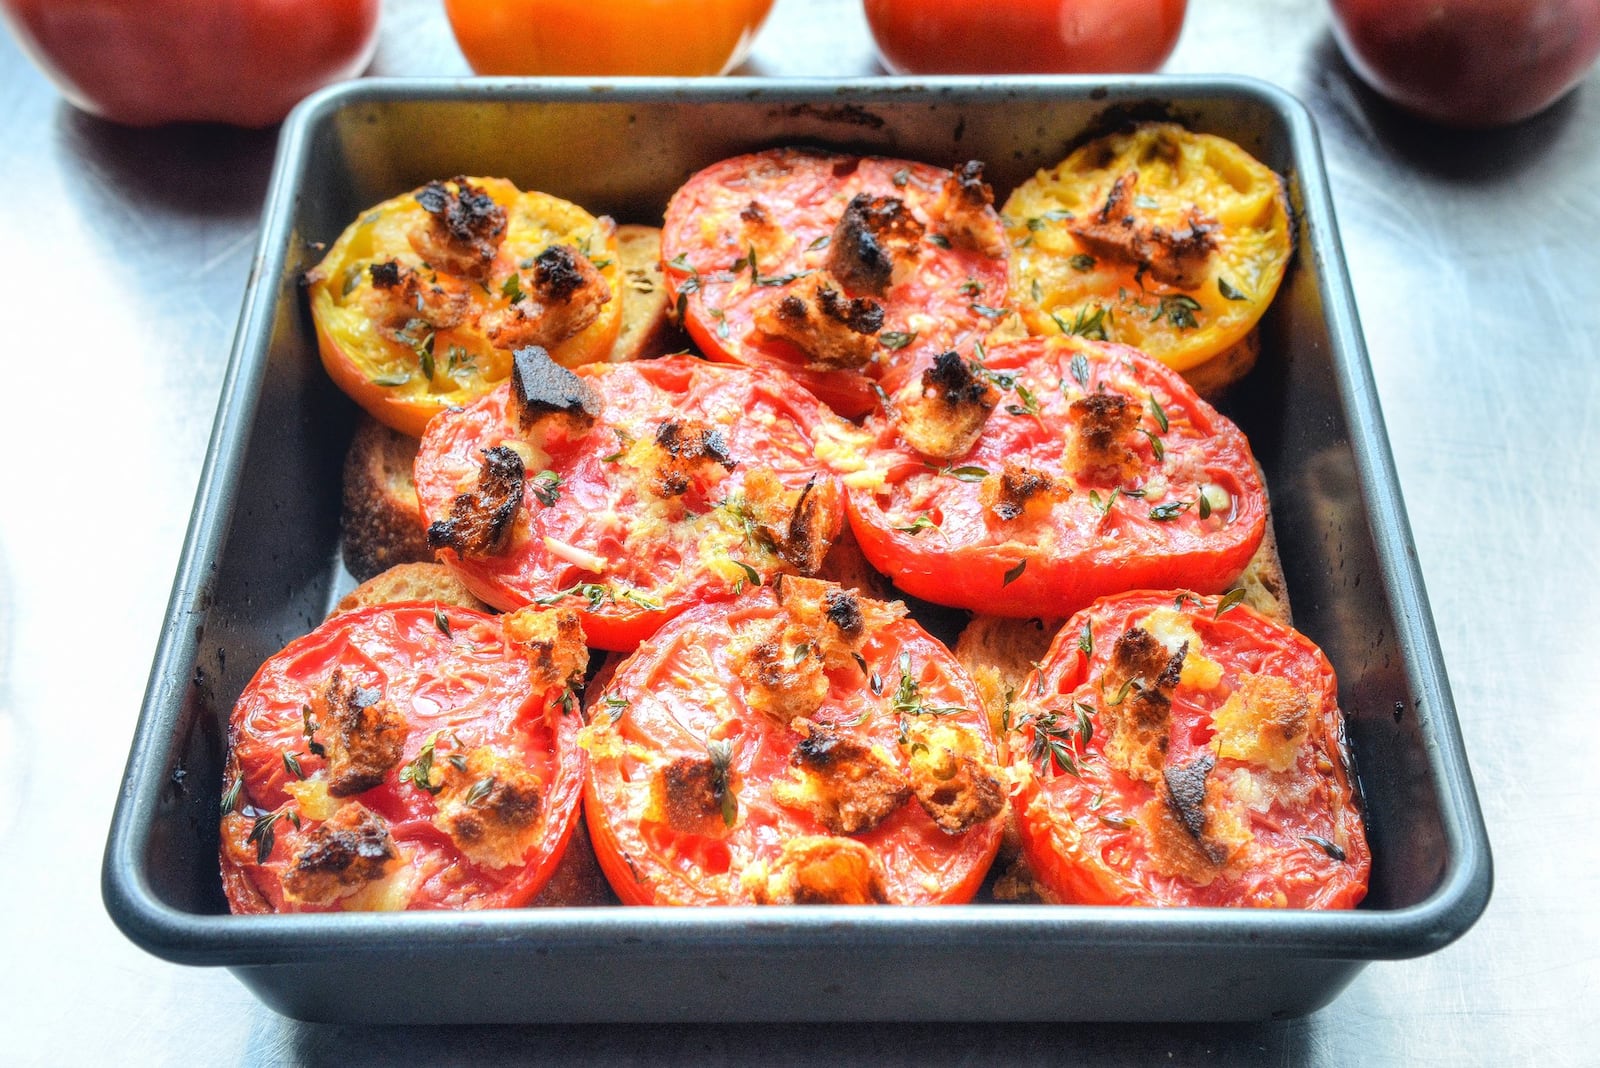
[1,0,1593,1062]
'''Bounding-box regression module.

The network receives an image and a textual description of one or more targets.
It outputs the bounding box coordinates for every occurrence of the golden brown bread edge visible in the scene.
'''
[610,224,688,363]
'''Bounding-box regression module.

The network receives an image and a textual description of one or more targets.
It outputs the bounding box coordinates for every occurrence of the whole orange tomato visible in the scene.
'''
[864,0,1187,74]
[445,0,776,77]
[0,0,379,127]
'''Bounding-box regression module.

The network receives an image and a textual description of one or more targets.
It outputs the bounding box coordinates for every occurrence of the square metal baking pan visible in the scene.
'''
[103,76,1491,1023]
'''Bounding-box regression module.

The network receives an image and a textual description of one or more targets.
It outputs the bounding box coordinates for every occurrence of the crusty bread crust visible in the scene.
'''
[611,224,687,363]
[1181,328,1260,400]
[331,563,490,618]
[341,415,430,582]
[812,523,896,600]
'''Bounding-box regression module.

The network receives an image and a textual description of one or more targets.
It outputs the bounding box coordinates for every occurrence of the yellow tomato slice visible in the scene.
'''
[1004,124,1290,374]
[307,177,622,437]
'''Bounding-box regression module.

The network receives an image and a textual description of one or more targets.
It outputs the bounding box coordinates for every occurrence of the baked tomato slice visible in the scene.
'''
[581,579,1005,906]
[220,603,589,913]
[839,335,1266,619]
[661,148,1011,417]
[1006,590,1370,908]
[413,353,848,651]
[1004,123,1291,376]
[307,176,622,437]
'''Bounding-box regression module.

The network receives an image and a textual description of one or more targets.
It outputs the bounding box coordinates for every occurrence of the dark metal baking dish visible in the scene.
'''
[102,76,1490,1024]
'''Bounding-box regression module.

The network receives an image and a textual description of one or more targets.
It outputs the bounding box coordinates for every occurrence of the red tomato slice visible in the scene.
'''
[220,603,587,912]
[413,356,847,651]
[841,335,1266,618]
[661,148,1011,417]
[581,581,1005,905]
[1006,590,1370,908]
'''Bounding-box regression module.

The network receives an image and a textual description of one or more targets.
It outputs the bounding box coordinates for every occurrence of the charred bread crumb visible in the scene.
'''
[743,470,842,575]
[281,802,399,906]
[611,224,686,362]
[432,747,545,869]
[482,243,613,350]
[410,176,507,281]
[501,605,589,692]
[732,577,904,722]
[426,445,526,557]
[753,272,884,370]
[509,345,601,436]
[651,754,732,837]
[932,160,1005,257]
[825,193,924,296]
[317,668,407,797]
[730,614,829,724]
[772,719,911,835]
[644,418,737,498]
[895,349,998,462]
[1065,389,1140,484]
[341,415,430,583]
[1068,171,1219,290]
[359,259,470,341]
[1100,627,1185,786]
[745,835,891,905]
[980,460,1069,523]
[332,563,491,619]
[905,733,1005,834]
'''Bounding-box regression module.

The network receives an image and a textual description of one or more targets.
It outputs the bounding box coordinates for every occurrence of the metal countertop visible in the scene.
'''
[2,0,1594,1063]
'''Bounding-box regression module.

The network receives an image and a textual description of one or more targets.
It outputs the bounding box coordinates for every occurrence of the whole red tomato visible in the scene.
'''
[1330,0,1600,127]
[0,0,380,127]
[863,0,1187,74]
[445,0,775,77]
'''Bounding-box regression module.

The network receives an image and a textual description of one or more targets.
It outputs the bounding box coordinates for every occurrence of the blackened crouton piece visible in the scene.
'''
[1163,752,1218,850]
[646,418,737,497]
[824,587,863,638]
[509,345,601,435]
[282,803,398,906]
[411,177,507,281]
[981,460,1068,522]
[484,244,613,350]
[753,273,884,370]
[654,754,731,837]
[745,471,843,575]
[907,746,1005,835]
[732,616,830,725]
[427,446,525,557]
[895,350,998,461]
[826,193,925,297]
[318,668,408,798]
[1069,171,1219,289]
[774,720,910,835]
[1099,627,1186,785]
[359,259,470,341]
[1066,390,1139,484]
[932,160,1004,257]
[501,606,589,691]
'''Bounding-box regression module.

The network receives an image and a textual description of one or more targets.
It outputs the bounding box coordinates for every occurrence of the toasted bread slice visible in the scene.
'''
[330,562,491,619]
[341,415,430,582]
[610,224,687,362]
[1182,328,1260,400]
[811,523,896,600]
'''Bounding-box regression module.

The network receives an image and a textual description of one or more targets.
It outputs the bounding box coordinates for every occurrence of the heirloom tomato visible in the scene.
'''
[0,0,379,127]
[444,0,775,76]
